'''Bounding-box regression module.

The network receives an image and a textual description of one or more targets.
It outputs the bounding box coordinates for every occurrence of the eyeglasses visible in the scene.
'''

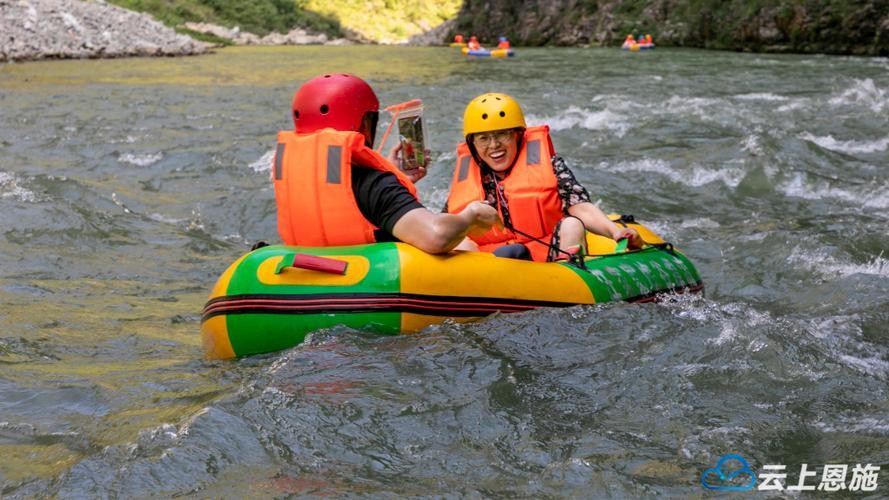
[472,129,515,147]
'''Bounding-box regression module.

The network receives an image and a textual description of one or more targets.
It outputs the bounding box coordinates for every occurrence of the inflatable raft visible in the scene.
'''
[622,42,655,51]
[201,216,703,359]
[462,47,514,58]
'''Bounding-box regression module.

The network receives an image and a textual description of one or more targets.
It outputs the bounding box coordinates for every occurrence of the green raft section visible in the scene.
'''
[207,244,404,358]
[202,240,703,359]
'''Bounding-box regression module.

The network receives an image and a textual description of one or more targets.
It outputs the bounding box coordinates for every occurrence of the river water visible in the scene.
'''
[1,46,887,497]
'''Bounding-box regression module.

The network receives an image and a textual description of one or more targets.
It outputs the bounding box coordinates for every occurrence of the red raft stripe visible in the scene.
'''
[200,292,566,321]
[203,296,540,312]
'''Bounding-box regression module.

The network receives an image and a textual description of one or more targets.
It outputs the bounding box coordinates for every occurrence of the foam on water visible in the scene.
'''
[741,133,764,155]
[0,172,37,203]
[249,149,275,173]
[147,212,184,225]
[677,217,721,229]
[663,95,724,121]
[815,417,889,434]
[118,152,163,167]
[779,172,889,210]
[601,158,745,188]
[776,99,809,112]
[828,78,887,113]
[799,132,889,154]
[788,246,889,279]
[734,93,788,102]
[837,354,889,379]
[435,149,457,163]
[527,105,632,137]
[422,187,450,211]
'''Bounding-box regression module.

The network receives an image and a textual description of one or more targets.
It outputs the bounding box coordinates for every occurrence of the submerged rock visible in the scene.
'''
[0,0,210,62]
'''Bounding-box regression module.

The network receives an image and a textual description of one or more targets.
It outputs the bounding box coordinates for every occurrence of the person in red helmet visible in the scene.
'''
[467,36,481,51]
[273,73,498,253]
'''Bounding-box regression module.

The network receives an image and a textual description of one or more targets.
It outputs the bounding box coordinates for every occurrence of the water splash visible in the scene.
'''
[799,132,889,154]
[788,246,889,279]
[601,158,745,188]
[779,172,889,210]
[828,78,887,113]
[249,149,275,173]
[527,105,631,137]
[0,172,37,202]
[118,152,163,167]
[186,207,205,232]
[733,93,788,102]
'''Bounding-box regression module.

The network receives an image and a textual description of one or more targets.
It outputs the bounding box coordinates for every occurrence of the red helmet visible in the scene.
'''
[291,73,380,145]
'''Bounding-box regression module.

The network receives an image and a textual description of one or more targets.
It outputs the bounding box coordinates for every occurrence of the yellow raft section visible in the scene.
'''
[396,248,592,332]
[396,217,663,332]
[461,47,514,58]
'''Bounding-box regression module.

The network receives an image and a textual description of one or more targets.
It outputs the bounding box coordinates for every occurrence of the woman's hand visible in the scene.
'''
[388,142,429,183]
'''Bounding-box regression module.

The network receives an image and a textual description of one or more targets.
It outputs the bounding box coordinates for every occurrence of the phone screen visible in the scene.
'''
[397,114,425,170]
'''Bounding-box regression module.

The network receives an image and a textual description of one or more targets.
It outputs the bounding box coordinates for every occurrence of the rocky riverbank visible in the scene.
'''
[180,22,351,46]
[0,0,210,62]
[0,0,349,64]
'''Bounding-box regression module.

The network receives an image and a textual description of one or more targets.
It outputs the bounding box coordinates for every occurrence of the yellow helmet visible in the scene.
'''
[463,93,526,136]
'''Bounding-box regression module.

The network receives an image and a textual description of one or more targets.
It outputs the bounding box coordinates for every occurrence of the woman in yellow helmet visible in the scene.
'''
[445,92,642,262]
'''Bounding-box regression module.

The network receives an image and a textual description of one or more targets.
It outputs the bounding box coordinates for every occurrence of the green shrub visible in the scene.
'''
[109,0,343,38]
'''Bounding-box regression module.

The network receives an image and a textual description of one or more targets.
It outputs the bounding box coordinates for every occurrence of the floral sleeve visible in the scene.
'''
[552,155,591,212]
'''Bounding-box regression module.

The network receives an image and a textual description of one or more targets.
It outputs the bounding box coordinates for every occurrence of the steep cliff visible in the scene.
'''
[453,0,889,56]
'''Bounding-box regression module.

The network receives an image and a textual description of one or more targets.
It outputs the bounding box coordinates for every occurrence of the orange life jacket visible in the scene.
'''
[273,128,419,246]
[447,125,563,261]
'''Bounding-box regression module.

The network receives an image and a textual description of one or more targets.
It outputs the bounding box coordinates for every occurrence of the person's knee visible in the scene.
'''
[493,243,532,260]
[559,217,585,240]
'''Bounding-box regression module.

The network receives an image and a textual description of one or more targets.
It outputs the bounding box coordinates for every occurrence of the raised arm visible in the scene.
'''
[391,201,500,254]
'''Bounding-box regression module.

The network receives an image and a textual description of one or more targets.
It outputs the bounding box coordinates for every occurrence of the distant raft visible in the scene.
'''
[201,216,703,359]
[462,46,515,58]
[622,42,656,51]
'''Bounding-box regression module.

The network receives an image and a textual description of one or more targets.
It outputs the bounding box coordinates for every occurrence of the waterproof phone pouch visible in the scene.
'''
[385,99,427,170]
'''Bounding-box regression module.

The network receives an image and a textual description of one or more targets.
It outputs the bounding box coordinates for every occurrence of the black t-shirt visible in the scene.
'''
[351,166,424,242]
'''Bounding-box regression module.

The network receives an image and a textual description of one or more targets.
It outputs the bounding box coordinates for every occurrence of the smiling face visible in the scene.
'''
[472,128,519,173]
